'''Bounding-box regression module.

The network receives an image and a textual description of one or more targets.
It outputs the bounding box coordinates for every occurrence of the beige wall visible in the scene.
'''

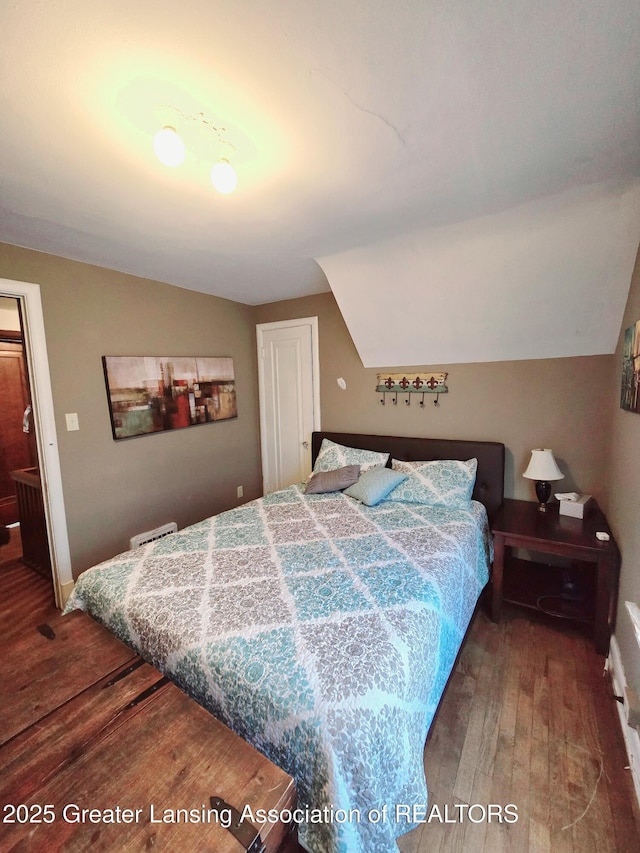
[0,243,262,575]
[254,292,614,504]
[608,242,640,691]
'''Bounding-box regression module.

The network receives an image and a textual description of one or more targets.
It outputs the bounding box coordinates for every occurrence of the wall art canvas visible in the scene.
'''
[620,319,640,414]
[103,356,237,440]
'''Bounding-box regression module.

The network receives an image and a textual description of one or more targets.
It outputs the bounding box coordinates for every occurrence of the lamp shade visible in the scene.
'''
[523,449,564,481]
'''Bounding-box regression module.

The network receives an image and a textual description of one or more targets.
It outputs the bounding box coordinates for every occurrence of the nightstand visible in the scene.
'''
[490,498,620,655]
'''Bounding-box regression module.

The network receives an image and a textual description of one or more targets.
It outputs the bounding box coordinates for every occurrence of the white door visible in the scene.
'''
[257,317,320,494]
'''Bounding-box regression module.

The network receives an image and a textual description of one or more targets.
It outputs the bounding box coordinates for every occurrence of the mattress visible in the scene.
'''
[65,484,492,853]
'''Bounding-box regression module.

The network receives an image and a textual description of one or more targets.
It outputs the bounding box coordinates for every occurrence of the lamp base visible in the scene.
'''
[535,480,552,511]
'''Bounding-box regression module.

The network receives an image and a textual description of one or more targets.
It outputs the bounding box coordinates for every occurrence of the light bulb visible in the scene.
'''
[211,159,237,194]
[153,126,185,168]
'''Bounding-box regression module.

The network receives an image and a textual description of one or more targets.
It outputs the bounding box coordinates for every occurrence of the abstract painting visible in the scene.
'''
[103,356,237,440]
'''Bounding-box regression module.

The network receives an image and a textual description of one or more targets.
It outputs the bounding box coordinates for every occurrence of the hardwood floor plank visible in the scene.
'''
[454,621,507,796]
[549,733,576,853]
[461,769,492,851]
[547,645,562,705]
[439,797,467,853]
[529,700,550,831]
[453,673,490,802]
[566,742,611,853]
[475,662,502,777]
[509,686,533,850]
[430,673,477,799]
[528,815,552,852]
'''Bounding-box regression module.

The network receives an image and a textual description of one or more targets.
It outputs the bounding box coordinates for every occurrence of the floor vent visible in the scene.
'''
[129,522,178,550]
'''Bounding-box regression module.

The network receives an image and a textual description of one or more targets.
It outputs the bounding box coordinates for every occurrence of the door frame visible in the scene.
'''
[0,278,72,607]
[256,317,321,494]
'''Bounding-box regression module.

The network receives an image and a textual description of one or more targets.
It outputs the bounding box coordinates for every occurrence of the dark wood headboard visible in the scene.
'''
[312,431,505,522]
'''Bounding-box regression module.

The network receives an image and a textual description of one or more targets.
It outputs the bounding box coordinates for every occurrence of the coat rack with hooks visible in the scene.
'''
[376,372,448,408]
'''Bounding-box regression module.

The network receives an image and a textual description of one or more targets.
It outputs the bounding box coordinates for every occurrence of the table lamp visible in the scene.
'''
[523,448,564,512]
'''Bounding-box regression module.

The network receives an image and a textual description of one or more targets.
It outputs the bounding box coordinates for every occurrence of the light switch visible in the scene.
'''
[65,412,80,431]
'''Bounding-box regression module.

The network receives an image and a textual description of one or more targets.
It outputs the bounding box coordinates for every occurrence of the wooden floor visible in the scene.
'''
[1,533,638,852]
[398,604,640,853]
[0,526,58,644]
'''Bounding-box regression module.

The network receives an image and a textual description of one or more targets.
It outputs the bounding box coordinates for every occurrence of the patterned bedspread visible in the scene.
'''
[65,485,491,853]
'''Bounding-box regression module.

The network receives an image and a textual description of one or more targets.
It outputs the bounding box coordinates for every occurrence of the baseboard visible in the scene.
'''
[606,635,640,809]
[58,578,75,608]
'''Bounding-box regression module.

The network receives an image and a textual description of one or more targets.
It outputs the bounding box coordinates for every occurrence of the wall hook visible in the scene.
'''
[375,372,448,410]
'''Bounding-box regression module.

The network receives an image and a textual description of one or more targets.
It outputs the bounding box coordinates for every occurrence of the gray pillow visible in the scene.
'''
[305,464,361,494]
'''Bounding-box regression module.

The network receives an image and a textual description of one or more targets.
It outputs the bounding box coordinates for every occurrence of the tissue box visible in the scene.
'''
[559,495,591,518]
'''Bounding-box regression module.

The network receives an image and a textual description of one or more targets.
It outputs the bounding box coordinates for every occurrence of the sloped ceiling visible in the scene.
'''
[1,1,639,364]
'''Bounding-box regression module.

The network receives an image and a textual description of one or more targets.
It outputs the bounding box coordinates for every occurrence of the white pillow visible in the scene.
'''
[387,458,477,508]
[313,439,390,474]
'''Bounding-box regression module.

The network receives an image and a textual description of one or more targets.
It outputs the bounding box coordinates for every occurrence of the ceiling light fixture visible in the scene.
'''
[153,126,185,168]
[211,159,238,194]
[153,109,238,193]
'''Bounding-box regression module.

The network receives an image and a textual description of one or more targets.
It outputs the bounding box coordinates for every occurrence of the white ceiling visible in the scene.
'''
[2,1,639,363]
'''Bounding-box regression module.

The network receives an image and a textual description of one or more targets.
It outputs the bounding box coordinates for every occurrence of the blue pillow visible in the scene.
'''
[344,466,408,507]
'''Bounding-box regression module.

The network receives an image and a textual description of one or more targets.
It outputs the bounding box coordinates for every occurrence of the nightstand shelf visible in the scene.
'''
[502,556,596,625]
[491,499,619,655]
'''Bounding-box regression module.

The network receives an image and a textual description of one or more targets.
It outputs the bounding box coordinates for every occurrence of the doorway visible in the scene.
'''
[257,317,321,494]
[0,299,38,523]
[0,278,72,609]
[0,296,53,595]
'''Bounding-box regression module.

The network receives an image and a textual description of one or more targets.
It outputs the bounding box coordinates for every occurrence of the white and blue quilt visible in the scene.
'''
[65,485,491,853]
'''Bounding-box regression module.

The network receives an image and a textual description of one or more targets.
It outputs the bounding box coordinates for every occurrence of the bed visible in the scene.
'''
[65,431,504,853]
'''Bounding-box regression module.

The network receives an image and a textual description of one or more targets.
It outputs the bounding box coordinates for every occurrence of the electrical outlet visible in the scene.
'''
[236,485,244,498]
